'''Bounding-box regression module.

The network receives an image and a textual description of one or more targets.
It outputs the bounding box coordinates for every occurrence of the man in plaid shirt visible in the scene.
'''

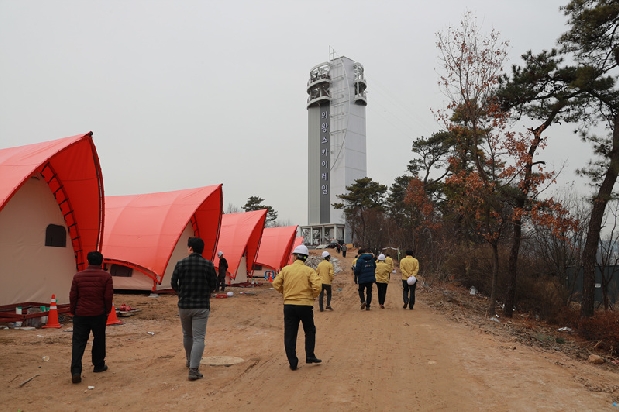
[171,237,218,381]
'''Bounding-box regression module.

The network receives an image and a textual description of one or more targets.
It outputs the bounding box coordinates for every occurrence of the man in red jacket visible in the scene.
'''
[69,251,113,384]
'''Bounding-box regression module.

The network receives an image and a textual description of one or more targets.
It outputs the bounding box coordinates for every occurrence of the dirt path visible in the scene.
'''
[1,253,617,411]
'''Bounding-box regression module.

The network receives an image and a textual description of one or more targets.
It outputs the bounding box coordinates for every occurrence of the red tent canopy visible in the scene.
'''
[255,226,298,271]
[214,210,267,280]
[0,132,104,269]
[102,185,223,285]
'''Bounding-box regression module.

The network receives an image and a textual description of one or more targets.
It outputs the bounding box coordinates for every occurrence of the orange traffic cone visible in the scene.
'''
[42,294,62,329]
[106,304,123,326]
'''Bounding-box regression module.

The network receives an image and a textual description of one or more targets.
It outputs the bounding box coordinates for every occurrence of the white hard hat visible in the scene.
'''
[292,244,309,255]
[377,254,386,261]
[217,251,223,257]
[322,251,330,258]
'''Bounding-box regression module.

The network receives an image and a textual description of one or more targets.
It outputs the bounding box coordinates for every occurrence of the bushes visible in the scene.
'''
[577,311,619,357]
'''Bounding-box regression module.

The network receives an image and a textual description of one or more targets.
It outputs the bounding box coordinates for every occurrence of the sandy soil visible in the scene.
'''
[1,251,618,412]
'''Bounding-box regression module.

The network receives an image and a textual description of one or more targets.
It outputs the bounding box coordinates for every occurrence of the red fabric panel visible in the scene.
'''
[213,210,267,279]
[102,185,223,285]
[255,226,298,271]
[0,133,104,270]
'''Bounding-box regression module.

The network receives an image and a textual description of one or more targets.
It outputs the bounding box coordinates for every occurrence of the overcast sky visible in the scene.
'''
[0,1,592,226]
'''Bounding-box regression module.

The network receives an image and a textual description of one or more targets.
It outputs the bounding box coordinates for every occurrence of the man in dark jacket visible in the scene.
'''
[171,237,218,381]
[354,248,376,310]
[69,251,113,384]
[216,251,228,292]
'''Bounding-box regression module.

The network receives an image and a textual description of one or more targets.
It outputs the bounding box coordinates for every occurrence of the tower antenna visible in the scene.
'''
[329,46,337,61]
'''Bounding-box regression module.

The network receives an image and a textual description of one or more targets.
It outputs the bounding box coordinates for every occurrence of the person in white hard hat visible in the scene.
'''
[317,250,335,312]
[400,250,420,310]
[272,244,322,370]
[375,254,391,309]
[216,251,228,292]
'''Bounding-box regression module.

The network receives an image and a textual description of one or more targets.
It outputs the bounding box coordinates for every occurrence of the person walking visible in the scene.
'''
[272,244,322,371]
[171,237,218,381]
[216,251,228,292]
[385,253,394,273]
[351,254,359,284]
[354,248,376,310]
[317,250,335,312]
[69,251,113,384]
[400,250,420,310]
[341,243,347,258]
[375,254,391,309]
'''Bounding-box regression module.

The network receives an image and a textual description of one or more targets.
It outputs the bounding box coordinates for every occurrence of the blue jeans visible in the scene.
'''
[179,308,210,368]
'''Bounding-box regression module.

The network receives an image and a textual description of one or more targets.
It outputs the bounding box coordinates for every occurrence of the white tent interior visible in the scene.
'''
[0,176,76,305]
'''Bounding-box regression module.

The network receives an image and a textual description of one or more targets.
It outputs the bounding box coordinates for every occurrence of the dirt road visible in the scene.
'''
[1,253,617,411]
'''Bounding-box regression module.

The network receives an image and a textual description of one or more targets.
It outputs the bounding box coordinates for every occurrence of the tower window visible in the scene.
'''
[45,224,66,247]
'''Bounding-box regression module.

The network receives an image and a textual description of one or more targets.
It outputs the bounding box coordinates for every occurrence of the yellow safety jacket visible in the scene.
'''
[316,260,334,285]
[400,255,419,280]
[375,261,391,284]
[273,260,321,306]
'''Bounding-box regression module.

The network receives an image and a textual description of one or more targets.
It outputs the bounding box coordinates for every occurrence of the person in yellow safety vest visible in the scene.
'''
[317,251,335,312]
[400,250,420,310]
[385,253,394,273]
[272,244,322,371]
[351,254,359,284]
[375,254,391,309]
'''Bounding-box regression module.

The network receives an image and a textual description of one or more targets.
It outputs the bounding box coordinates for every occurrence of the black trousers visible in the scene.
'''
[217,274,226,291]
[358,282,373,308]
[319,284,332,310]
[377,282,388,305]
[402,280,417,309]
[71,314,107,374]
[283,305,316,366]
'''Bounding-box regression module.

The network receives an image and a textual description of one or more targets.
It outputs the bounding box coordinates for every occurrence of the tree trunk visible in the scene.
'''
[505,124,546,318]
[487,242,499,317]
[581,114,619,317]
[504,217,521,317]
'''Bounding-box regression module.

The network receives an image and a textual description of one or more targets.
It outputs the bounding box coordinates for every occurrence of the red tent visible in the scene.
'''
[102,185,223,291]
[0,133,104,305]
[255,226,298,271]
[214,210,267,284]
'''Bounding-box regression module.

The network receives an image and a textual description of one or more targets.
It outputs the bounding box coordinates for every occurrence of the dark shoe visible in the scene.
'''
[360,302,367,310]
[403,303,407,309]
[188,368,203,381]
[365,306,370,311]
[72,373,82,384]
[93,364,108,373]
[380,304,385,309]
[289,361,298,371]
[409,306,414,310]
[306,356,322,364]
[326,306,333,311]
